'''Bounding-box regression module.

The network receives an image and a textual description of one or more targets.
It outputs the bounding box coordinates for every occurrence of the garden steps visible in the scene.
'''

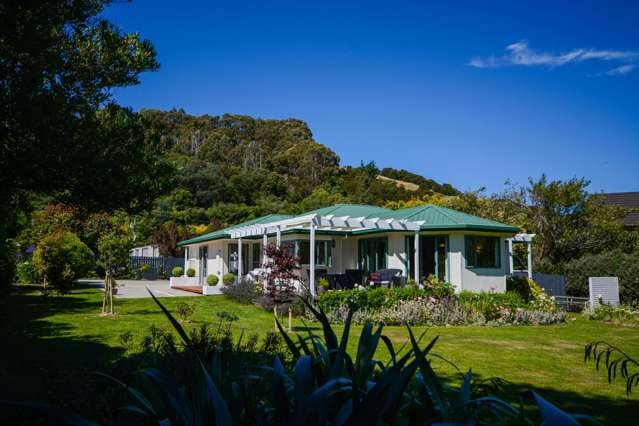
[171,286,203,294]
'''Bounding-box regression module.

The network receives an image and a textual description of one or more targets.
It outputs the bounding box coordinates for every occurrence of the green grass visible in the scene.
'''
[1,284,638,424]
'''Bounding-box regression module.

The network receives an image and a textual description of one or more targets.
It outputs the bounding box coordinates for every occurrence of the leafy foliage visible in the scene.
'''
[175,301,195,323]
[221,278,258,304]
[32,231,94,293]
[171,266,183,277]
[186,268,196,277]
[206,274,219,286]
[262,244,300,308]
[585,341,639,395]
[562,251,639,303]
[222,272,236,285]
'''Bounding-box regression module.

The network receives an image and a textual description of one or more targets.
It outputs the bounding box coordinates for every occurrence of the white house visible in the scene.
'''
[177,204,532,295]
[130,244,161,258]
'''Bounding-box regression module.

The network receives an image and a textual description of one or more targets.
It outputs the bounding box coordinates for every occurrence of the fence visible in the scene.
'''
[512,271,566,296]
[130,256,184,280]
[553,295,589,312]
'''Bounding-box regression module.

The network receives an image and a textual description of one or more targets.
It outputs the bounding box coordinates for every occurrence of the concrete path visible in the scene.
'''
[78,279,202,298]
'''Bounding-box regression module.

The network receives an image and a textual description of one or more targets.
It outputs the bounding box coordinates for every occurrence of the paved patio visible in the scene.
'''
[78,279,202,298]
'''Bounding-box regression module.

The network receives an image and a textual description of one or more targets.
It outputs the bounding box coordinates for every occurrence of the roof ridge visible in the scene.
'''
[426,204,461,224]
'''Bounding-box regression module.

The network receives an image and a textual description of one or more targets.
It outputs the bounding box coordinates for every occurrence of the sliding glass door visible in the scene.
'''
[358,237,388,273]
[405,235,448,282]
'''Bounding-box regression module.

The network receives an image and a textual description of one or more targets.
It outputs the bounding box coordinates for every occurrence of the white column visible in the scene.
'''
[413,232,420,283]
[276,227,281,247]
[309,224,316,297]
[184,246,188,271]
[508,239,514,274]
[262,232,268,267]
[237,237,243,282]
[526,242,533,279]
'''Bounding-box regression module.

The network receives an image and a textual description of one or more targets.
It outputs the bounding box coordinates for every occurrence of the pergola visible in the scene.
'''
[507,233,536,278]
[228,213,424,296]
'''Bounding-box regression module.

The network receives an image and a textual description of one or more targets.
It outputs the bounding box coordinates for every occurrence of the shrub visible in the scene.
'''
[583,302,639,325]
[32,231,94,293]
[139,263,151,273]
[175,301,195,322]
[318,286,455,313]
[457,291,527,321]
[171,266,183,277]
[507,275,534,301]
[222,272,236,285]
[16,260,39,284]
[563,250,639,303]
[221,278,257,304]
[186,267,196,277]
[206,274,219,286]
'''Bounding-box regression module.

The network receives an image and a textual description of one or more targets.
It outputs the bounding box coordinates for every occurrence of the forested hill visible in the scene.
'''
[140,109,458,230]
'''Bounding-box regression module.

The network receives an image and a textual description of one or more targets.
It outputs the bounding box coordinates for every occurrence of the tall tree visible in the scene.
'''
[0,0,169,284]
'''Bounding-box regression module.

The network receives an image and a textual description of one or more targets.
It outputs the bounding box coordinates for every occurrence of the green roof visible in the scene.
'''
[375,205,520,233]
[178,213,293,246]
[299,203,391,218]
[178,204,519,246]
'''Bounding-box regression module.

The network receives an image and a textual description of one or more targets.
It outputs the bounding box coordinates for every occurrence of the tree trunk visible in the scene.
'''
[288,306,292,333]
[274,304,278,332]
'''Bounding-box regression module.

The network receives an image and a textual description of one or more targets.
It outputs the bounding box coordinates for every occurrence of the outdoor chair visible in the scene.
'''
[368,268,403,288]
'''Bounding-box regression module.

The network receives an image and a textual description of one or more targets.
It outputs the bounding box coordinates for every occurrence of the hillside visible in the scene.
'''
[140,109,459,229]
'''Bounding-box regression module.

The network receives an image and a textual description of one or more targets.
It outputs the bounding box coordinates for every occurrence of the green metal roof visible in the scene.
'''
[178,204,519,246]
[299,203,391,218]
[375,205,520,233]
[177,213,293,246]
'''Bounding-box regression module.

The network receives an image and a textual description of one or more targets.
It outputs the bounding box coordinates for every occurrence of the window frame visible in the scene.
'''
[464,235,501,269]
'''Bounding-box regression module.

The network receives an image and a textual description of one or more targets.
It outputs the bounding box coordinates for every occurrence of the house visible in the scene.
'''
[130,244,161,258]
[601,192,639,229]
[177,204,530,295]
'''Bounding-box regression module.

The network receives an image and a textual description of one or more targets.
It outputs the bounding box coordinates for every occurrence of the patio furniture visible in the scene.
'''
[326,273,350,290]
[345,269,365,288]
[368,268,403,288]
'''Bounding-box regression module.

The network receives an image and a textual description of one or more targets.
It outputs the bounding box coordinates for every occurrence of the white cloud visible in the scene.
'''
[606,64,636,75]
[469,41,639,75]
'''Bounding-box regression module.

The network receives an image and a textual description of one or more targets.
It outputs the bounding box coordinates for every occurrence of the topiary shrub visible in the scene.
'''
[186,268,196,277]
[32,231,94,294]
[172,266,183,277]
[206,274,219,286]
[223,272,236,285]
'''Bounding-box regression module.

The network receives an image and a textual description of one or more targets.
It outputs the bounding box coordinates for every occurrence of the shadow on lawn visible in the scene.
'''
[0,284,125,424]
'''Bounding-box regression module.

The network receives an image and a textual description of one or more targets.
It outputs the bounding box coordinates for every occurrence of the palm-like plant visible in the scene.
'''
[585,341,639,395]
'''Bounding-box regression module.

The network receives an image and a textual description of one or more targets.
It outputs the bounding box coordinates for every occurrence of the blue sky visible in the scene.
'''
[104,0,639,194]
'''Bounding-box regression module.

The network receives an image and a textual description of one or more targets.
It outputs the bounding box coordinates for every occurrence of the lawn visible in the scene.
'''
[1,284,638,424]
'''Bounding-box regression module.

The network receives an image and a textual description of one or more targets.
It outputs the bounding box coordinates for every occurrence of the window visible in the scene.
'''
[358,237,387,273]
[404,236,448,281]
[228,243,249,274]
[282,240,331,266]
[252,243,262,269]
[465,236,500,268]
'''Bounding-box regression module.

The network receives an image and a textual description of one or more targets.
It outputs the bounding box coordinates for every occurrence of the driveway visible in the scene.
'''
[79,279,202,298]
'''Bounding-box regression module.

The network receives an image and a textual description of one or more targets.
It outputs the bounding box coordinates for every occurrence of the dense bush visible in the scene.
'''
[15,260,39,284]
[171,266,183,277]
[563,250,639,303]
[186,267,196,277]
[583,302,639,325]
[206,274,219,286]
[32,231,94,293]
[221,278,258,304]
[222,272,236,284]
[175,301,195,322]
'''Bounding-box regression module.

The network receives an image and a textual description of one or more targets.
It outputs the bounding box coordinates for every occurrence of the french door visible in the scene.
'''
[405,235,448,282]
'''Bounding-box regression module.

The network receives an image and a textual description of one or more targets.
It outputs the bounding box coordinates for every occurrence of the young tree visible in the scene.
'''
[263,244,300,332]
[97,230,132,315]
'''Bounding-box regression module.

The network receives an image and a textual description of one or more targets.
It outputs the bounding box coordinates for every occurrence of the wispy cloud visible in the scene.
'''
[606,64,636,76]
[469,41,639,76]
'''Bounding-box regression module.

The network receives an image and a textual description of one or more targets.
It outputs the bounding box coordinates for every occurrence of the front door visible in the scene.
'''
[199,246,208,285]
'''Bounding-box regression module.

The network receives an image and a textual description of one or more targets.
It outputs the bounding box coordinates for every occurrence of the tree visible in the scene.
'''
[152,222,190,257]
[97,230,132,315]
[32,231,94,294]
[263,244,300,332]
[0,0,167,285]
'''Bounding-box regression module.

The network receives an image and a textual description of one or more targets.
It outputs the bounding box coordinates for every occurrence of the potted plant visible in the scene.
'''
[207,274,219,286]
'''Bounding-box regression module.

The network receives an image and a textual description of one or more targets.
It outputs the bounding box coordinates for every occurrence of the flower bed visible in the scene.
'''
[318,287,565,326]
